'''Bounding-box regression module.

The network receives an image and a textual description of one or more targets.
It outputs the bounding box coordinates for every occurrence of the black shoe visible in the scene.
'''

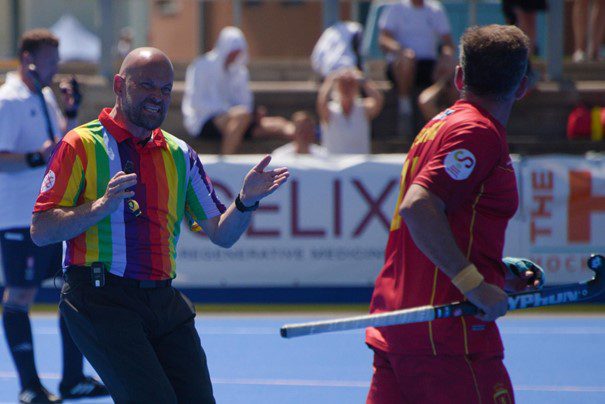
[59,376,109,399]
[19,384,62,403]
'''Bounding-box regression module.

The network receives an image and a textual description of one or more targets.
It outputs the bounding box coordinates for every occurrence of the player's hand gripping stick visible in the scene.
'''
[280,254,605,338]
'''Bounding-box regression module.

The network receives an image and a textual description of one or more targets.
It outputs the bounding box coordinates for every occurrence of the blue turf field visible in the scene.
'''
[0,314,604,403]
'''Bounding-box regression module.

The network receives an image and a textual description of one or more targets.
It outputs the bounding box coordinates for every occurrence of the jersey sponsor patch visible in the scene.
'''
[40,170,56,192]
[444,149,476,180]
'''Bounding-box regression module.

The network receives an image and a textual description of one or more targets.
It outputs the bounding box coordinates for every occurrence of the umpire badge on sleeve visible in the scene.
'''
[444,149,476,180]
[40,170,56,193]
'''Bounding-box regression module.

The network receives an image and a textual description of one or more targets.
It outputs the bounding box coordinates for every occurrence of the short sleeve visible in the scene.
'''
[413,123,501,210]
[0,99,19,151]
[184,146,226,224]
[432,4,451,36]
[33,138,85,212]
[378,4,397,33]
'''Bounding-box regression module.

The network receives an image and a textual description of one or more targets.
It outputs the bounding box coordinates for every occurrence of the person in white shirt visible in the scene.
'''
[0,29,108,403]
[272,111,327,158]
[379,0,455,136]
[317,68,383,154]
[182,26,294,154]
[311,21,363,79]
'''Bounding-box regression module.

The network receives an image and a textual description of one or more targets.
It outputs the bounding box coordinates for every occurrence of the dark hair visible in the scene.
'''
[459,25,529,99]
[18,29,59,58]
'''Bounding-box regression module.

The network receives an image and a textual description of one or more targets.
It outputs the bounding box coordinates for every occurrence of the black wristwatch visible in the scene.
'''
[235,194,259,212]
[25,152,46,168]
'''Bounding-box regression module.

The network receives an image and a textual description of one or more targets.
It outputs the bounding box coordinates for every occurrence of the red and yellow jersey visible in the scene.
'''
[366,100,518,355]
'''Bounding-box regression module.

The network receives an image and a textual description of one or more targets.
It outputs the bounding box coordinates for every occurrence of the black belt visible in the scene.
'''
[65,265,172,289]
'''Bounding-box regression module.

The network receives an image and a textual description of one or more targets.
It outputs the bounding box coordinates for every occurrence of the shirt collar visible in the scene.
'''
[98,108,166,148]
[5,71,35,97]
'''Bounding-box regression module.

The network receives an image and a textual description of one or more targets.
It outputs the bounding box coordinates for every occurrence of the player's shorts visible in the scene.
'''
[366,347,514,404]
[0,227,62,287]
[502,0,547,24]
[386,59,436,92]
[199,114,256,140]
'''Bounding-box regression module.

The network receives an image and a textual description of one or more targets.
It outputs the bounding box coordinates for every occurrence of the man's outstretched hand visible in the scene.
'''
[239,155,290,206]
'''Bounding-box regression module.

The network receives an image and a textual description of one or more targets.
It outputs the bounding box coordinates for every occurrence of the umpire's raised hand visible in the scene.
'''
[238,155,290,207]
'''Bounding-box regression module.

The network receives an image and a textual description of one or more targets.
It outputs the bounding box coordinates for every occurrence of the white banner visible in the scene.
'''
[1,154,603,288]
[176,155,400,287]
[175,154,605,287]
[511,154,605,284]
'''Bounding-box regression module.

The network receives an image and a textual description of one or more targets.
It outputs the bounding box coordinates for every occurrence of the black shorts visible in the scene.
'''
[0,227,62,287]
[199,115,256,140]
[502,0,547,24]
[386,59,436,92]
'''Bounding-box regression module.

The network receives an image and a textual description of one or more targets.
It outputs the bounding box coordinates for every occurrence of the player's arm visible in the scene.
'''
[360,77,384,120]
[400,184,508,321]
[31,171,137,246]
[0,144,52,173]
[196,155,289,248]
[378,29,402,55]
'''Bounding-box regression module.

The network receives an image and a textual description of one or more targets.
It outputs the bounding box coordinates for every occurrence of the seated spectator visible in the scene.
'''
[311,21,363,79]
[417,75,458,122]
[572,0,605,62]
[182,26,294,154]
[317,68,383,154]
[378,0,455,135]
[272,112,327,157]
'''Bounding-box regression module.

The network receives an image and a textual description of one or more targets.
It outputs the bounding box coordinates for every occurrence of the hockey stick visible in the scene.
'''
[280,254,605,339]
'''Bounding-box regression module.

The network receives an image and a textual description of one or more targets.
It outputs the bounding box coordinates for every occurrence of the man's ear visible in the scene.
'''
[514,75,529,100]
[21,51,34,69]
[454,65,464,92]
[113,74,125,96]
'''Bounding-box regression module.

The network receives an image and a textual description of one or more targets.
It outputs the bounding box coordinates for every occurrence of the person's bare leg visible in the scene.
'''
[573,0,589,61]
[252,116,295,139]
[515,9,537,55]
[391,50,416,98]
[589,0,605,60]
[214,106,252,154]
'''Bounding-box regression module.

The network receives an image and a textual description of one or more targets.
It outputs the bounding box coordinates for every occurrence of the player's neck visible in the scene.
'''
[461,93,514,127]
[18,68,38,93]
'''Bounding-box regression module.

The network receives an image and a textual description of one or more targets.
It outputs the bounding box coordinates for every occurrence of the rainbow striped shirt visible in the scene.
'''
[34,108,225,280]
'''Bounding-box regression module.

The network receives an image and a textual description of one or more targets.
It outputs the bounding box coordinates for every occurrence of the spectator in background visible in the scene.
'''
[572,0,605,62]
[317,68,383,154]
[116,27,135,60]
[182,26,294,154]
[417,65,457,122]
[379,0,455,137]
[311,21,363,79]
[0,29,108,403]
[502,0,547,57]
[272,111,327,157]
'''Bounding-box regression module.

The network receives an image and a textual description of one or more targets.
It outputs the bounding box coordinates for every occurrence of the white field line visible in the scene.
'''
[0,371,603,392]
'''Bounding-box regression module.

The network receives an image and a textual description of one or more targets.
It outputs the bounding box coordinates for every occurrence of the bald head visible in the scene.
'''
[113,47,174,134]
[119,47,173,77]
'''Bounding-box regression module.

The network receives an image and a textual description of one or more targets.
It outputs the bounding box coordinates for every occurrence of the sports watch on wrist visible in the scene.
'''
[235,194,259,212]
[25,151,46,168]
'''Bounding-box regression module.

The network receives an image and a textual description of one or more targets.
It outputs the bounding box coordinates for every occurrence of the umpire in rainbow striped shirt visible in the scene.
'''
[30,47,290,403]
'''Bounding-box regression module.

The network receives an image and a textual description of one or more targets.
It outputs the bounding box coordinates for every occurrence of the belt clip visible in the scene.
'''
[91,262,106,288]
